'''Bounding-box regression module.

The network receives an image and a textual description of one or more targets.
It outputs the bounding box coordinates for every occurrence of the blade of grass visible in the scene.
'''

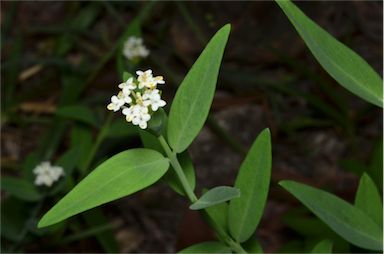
[87,1,156,84]
[59,221,119,244]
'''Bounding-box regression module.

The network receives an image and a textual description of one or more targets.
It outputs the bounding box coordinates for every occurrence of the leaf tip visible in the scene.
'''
[189,203,198,210]
[37,215,49,228]
[37,209,58,228]
[278,180,291,188]
[218,23,231,37]
[360,172,370,179]
[261,127,271,136]
[223,23,231,30]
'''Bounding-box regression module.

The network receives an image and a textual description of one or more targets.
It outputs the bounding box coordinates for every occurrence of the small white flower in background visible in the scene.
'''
[122,36,150,60]
[107,69,166,129]
[33,161,65,187]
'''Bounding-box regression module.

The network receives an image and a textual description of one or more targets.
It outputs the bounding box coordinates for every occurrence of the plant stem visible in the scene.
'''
[158,135,197,202]
[157,135,247,253]
[82,112,113,172]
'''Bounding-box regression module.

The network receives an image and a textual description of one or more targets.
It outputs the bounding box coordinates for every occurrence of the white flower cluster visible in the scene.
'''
[107,70,166,129]
[33,161,65,187]
[123,36,150,60]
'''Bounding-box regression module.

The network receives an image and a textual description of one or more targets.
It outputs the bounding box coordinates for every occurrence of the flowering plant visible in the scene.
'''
[122,36,150,61]
[107,70,166,129]
[0,0,377,253]
[33,161,65,187]
[37,12,383,252]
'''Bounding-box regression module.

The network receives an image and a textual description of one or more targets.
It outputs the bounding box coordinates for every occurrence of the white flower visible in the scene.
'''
[118,91,132,104]
[107,69,166,129]
[107,95,125,112]
[123,36,150,60]
[136,69,165,89]
[118,78,137,95]
[122,104,151,129]
[136,69,152,88]
[143,89,166,111]
[148,75,165,89]
[33,161,65,187]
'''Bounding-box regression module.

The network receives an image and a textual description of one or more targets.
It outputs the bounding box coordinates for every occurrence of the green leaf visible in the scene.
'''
[123,71,134,82]
[139,129,163,152]
[278,240,304,253]
[56,147,81,172]
[368,140,383,192]
[243,235,263,253]
[283,209,350,253]
[36,119,67,160]
[355,173,383,226]
[228,128,272,242]
[147,109,167,137]
[1,176,41,202]
[56,3,101,56]
[284,212,343,236]
[205,201,228,234]
[1,197,28,242]
[310,239,333,253]
[340,159,368,176]
[70,125,93,173]
[179,241,231,253]
[22,152,40,182]
[279,180,383,251]
[56,105,98,127]
[276,0,383,107]
[190,186,240,210]
[49,147,82,195]
[167,24,231,153]
[59,75,88,107]
[38,148,169,227]
[107,118,138,138]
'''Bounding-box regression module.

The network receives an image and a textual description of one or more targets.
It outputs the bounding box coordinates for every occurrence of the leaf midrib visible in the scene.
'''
[286,183,382,247]
[232,146,264,241]
[309,198,382,246]
[281,1,382,105]
[43,159,165,224]
[193,194,238,208]
[174,48,217,151]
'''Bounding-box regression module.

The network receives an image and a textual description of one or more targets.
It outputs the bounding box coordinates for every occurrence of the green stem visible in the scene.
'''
[82,113,113,172]
[157,135,247,253]
[158,135,197,202]
[227,238,247,253]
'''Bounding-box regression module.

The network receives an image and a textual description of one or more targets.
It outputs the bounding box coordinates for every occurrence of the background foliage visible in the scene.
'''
[1,1,382,253]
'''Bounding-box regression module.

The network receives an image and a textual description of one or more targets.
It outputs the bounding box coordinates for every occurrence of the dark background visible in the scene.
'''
[1,1,382,253]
